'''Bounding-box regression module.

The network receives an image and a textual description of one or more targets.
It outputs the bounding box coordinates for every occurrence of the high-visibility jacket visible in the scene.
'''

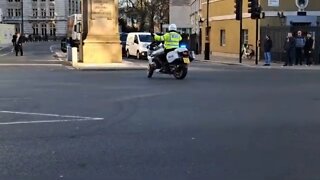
[154,31,182,50]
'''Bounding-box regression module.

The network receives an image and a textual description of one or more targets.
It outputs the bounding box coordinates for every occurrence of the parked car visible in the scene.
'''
[120,33,128,57]
[126,32,152,59]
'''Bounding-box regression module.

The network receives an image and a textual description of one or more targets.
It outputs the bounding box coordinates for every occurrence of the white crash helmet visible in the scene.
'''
[168,24,177,31]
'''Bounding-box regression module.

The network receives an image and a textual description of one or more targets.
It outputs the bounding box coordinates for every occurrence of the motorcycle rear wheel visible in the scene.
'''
[173,65,188,80]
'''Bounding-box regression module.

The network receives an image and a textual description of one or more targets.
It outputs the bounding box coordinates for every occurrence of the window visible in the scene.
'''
[49,8,54,17]
[33,9,38,17]
[49,23,56,36]
[134,35,138,43]
[8,0,13,2]
[41,9,46,17]
[68,0,71,14]
[75,1,78,13]
[41,23,47,35]
[139,35,152,42]
[220,29,226,46]
[15,9,21,17]
[33,23,39,35]
[15,0,21,2]
[242,29,249,45]
[33,0,37,1]
[7,9,14,17]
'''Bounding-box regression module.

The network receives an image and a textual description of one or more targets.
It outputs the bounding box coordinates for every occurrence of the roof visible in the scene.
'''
[171,0,191,6]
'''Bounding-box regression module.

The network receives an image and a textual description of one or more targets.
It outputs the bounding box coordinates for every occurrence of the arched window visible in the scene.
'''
[49,23,56,36]
[41,23,47,35]
[32,23,39,35]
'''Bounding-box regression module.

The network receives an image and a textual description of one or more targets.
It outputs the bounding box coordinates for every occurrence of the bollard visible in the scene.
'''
[67,46,72,61]
[72,47,78,66]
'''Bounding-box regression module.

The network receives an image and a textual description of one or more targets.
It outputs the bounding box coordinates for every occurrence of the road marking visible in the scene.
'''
[0,110,104,126]
[49,45,56,53]
[107,91,173,103]
[0,118,104,126]
[0,64,62,66]
[0,110,103,120]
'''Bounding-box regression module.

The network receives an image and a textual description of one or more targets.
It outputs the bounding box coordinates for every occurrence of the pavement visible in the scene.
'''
[195,54,320,70]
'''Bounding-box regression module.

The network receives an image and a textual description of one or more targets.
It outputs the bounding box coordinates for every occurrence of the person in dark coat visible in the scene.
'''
[12,34,17,46]
[295,30,305,65]
[14,33,24,56]
[283,32,295,66]
[263,35,273,66]
[304,33,314,66]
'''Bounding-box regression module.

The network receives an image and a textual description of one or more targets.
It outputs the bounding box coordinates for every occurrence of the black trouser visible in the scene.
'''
[15,45,23,56]
[305,50,312,65]
[285,50,295,65]
[295,47,303,65]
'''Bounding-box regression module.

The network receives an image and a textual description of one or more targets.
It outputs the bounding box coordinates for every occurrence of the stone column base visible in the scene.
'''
[83,40,122,64]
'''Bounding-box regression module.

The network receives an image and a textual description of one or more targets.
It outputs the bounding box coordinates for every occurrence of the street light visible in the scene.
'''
[204,0,210,60]
[198,16,204,55]
[21,0,24,34]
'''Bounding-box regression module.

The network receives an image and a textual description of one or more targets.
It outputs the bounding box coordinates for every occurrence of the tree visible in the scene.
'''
[119,0,169,32]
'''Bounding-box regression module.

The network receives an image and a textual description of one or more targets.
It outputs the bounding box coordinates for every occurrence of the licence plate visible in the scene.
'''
[183,58,190,64]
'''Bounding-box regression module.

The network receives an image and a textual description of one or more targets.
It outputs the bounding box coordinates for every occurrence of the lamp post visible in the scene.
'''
[204,0,210,60]
[21,0,24,34]
[199,16,204,55]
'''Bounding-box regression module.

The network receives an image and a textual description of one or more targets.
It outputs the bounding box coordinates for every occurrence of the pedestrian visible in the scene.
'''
[295,30,305,65]
[283,32,295,66]
[263,35,273,66]
[12,34,17,47]
[304,33,314,66]
[14,33,24,56]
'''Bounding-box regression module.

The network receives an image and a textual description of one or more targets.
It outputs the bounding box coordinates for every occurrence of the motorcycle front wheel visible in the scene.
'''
[173,65,188,80]
[147,64,155,78]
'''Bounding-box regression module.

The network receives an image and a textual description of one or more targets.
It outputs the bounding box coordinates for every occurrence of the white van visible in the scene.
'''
[126,32,152,59]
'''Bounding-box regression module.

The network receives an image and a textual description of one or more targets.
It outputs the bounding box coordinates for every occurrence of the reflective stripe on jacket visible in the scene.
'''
[154,32,182,49]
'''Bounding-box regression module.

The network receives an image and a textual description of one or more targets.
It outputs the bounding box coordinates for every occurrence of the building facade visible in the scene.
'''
[200,0,320,58]
[167,0,192,34]
[0,0,81,38]
[190,0,201,35]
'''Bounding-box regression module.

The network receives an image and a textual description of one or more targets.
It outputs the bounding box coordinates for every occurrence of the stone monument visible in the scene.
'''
[82,0,122,64]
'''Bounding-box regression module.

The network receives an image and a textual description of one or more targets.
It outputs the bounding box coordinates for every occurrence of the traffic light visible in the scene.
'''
[252,5,261,19]
[248,0,257,14]
[248,0,261,19]
[234,0,242,20]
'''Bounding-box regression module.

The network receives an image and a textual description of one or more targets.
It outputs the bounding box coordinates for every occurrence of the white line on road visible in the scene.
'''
[0,110,104,120]
[105,91,174,103]
[0,118,104,126]
[49,45,56,53]
[0,64,62,66]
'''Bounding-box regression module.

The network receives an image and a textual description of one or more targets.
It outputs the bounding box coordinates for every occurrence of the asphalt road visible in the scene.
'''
[0,42,320,180]
[0,41,61,64]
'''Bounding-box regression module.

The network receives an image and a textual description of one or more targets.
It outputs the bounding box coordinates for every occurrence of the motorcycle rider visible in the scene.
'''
[152,24,182,72]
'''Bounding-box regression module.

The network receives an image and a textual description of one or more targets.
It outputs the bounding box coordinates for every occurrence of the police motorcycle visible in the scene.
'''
[147,40,195,80]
